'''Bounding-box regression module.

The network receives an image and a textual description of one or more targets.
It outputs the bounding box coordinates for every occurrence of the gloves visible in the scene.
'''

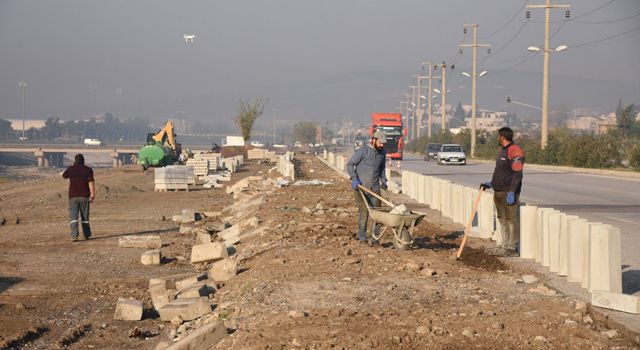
[506,192,516,206]
[381,181,388,190]
[351,178,361,189]
[480,182,492,190]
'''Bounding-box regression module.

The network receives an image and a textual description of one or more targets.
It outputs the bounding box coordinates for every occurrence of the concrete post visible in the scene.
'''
[558,214,579,276]
[519,205,538,259]
[541,210,560,268]
[589,224,622,293]
[567,218,588,284]
[418,175,426,204]
[431,178,441,211]
[323,149,327,159]
[473,192,494,239]
[548,211,563,272]
[535,208,555,264]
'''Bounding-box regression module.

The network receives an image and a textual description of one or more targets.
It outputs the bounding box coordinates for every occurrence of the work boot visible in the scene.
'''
[358,239,368,246]
[368,239,380,247]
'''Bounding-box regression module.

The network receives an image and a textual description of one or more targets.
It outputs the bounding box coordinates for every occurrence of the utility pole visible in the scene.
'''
[18,81,27,140]
[273,108,276,145]
[409,85,418,141]
[460,24,490,158]
[434,62,448,131]
[412,75,428,139]
[527,0,570,149]
[402,93,410,142]
[422,62,440,138]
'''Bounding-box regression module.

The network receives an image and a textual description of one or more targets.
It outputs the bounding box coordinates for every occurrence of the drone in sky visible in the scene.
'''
[183,34,196,44]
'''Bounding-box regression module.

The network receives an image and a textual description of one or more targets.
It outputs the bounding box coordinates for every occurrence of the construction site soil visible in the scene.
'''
[0,155,636,349]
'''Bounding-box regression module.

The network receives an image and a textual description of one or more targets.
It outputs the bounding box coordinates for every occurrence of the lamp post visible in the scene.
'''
[461,70,488,157]
[273,108,277,146]
[18,81,27,140]
[527,44,568,148]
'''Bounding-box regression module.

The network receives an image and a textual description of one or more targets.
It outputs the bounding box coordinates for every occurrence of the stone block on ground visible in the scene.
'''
[592,290,640,314]
[195,232,212,245]
[141,250,161,265]
[175,274,208,291]
[177,284,211,298]
[149,282,172,310]
[209,258,238,281]
[180,223,195,234]
[164,322,227,350]
[190,242,228,264]
[118,235,162,249]
[114,298,143,321]
[158,297,211,321]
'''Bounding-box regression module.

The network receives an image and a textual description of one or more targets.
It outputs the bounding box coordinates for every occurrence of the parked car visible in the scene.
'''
[84,138,102,146]
[424,143,442,161]
[437,144,467,165]
[250,141,264,148]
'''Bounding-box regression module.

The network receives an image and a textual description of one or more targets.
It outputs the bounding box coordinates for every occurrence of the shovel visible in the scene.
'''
[358,185,408,214]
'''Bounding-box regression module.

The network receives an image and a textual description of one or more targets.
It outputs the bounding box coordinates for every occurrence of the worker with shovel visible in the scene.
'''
[347,129,388,245]
[480,127,525,256]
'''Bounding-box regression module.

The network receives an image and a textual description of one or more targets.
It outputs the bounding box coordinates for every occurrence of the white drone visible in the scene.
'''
[183,34,196,44]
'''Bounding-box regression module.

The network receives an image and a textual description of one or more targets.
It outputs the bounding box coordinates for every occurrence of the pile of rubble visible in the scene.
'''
[112,173,286,349]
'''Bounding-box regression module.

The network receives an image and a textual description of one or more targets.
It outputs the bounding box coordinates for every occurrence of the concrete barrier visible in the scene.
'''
[567,218,589,283]
[589,224,622,293]
[548,211,563,272]
[558,214,579,276]
[519,205,538,259]
[535,208,555,264]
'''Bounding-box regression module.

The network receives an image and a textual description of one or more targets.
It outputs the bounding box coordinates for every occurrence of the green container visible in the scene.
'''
[138,143,174,169]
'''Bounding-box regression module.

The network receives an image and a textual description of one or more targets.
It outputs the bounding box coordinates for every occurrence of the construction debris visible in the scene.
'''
[141,250,162,265]
[118,235,162,249]
[114,298,143,321]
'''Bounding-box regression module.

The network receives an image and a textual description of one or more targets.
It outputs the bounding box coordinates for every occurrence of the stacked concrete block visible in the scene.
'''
[193,153,222,170]
[567,218,589,284]
[589,224,622,293]
[547,211,563,272]
[558,214,579,276]
[186,158,210,176]
[155,166,193,191]
[519,205,538,258]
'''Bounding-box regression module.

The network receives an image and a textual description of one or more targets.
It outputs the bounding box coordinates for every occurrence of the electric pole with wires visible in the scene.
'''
[460,24,490,158]
[527,0,570,149]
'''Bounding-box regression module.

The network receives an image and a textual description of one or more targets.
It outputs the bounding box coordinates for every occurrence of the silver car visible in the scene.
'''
[437,144,467,165]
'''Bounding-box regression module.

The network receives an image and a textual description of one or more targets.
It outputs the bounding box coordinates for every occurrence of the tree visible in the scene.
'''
[451,102,467,128]
[618,104,636,138]
[233,98,268,142]
[293,121,318,144]
[42,117,62,140]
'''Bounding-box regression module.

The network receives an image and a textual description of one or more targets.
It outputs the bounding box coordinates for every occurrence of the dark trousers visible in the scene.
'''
[354,189,381,241]
[493,191,519,250]
[69,197,92,239]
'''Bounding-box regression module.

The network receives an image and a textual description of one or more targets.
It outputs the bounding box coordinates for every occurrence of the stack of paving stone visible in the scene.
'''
[186,158,210,176]
[154,165,194,191]
[193,153,222,171]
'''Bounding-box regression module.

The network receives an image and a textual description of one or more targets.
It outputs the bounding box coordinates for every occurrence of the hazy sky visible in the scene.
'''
[1,0,639,126]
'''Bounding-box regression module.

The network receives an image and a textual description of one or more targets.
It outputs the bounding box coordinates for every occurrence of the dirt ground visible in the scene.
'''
[0,155,637,349]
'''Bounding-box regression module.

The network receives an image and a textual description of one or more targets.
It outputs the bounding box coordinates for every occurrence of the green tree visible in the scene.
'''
[618,104,636,138]
[293,121,318,144]
[233,98,268,142]
[42,117,62,140]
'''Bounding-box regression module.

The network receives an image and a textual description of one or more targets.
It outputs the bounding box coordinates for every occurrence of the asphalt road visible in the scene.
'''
[392,153,640,295]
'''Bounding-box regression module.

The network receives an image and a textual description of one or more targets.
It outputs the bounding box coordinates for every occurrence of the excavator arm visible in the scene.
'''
[151,121,176,150]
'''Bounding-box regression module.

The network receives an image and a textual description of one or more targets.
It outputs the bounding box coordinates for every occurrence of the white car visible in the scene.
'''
[250,141,264,148]
[84,138,102,146]
[437,144,467,165]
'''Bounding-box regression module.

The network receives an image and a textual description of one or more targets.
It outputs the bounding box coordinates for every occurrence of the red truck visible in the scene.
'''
[369,112,405,160]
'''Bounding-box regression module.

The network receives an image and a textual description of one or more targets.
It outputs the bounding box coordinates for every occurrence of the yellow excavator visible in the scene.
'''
[138,121,182,170]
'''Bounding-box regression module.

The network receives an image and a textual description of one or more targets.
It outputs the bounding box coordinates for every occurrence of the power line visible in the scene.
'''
[490,52,539,77]
[574,10,640,24]
[570,24,640,48]
[531,0,617,23]
[480,21,530,65]
[480,0,529,39]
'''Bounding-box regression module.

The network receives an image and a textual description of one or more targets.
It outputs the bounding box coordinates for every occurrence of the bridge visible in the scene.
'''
[0,144,141,168]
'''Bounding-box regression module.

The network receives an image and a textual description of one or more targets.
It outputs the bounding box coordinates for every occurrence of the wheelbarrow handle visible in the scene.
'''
[357,185,396,208]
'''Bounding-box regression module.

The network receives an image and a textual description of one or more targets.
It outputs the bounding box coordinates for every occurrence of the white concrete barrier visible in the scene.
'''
[519,205,538,259]
[589,224,622,293]
[567,218,589,284]
[323,150,327,160]
[558,214,578,276]
[418,174,426,204]
[535,208,555,265]
[548,211,563,273]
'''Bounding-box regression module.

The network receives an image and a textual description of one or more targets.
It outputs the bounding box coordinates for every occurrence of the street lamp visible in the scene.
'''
[506,95,542,111]
[527,43,568,148]
[18,81,27,141]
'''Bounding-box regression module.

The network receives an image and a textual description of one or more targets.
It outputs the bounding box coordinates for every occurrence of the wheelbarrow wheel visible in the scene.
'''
[393,227,411,250]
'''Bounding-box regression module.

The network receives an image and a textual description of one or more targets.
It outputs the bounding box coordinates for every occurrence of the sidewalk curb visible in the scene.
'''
[317,155,640,345]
